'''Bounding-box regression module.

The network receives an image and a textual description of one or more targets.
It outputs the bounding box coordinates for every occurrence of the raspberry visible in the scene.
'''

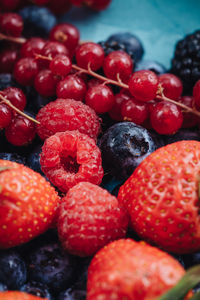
[58,182,128,256]
[40,131,104,192]
[36,98,101,140]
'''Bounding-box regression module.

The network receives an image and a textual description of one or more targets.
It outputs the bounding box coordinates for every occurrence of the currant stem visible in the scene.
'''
[0,32,26,44]
[0,94,40,125]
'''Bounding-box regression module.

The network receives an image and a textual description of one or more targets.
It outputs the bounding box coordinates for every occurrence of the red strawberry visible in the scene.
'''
[0,160,60,248]
[87,239,185,300]
[118,140,200,254]
[58,182,128,256]
[0,291,45,299]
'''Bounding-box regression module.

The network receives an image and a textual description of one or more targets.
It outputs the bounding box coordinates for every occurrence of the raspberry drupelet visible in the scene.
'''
[40,131,104,192]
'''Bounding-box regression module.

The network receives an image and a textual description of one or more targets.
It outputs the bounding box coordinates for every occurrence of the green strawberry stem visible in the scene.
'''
[159,265,200,300]
[190,291,200,299]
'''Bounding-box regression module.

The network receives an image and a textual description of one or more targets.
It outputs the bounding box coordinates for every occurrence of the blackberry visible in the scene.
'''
[171,30,200,92]
[98,40,135,65]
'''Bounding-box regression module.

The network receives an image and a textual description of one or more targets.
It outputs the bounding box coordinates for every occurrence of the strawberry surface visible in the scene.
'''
[87,239,185,300]
[118,140,200,254]
[0,291,45,299]
[0,160,60,248]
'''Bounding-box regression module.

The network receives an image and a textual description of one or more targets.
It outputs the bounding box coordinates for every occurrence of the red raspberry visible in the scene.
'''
[40,131,104,192]
[36,98,101,140]
[58,182,128,256]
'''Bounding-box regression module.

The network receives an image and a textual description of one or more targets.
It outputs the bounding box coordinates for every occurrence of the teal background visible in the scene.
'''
[61,0,200,69]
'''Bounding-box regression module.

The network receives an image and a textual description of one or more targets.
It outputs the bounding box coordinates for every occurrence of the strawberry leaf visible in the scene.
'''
[158,265,200,300]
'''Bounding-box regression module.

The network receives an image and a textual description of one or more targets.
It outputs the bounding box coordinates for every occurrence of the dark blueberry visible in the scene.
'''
[99,122,157,180]
[25,86,53,115]
[149,130,166,148]
[0,250,27,289]
[0,282,7,291]
[163,128,200,145]
[107,32,144,62]
[193,283,200,294]
[171,29,200,92]
[19,6,57,38]
[135,60,167,75]
[0,74,18,90]
[184,252,200,269]
[27,242,78,293]
[0,153,26,165]
[27,145,43,174]
[58,288,86,300]
[20,281,52,299]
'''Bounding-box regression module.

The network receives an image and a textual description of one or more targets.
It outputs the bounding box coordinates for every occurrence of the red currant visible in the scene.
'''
[85,84,114,114]
[158,73,183,100]
[70,0,82,5]
[20,38,46,58]
[33,0,49,5]
[50,54,72,76]
[42,41,69,58]
[87,78,103,89]
[178,96,198,128]
[56,74,87,101]
[193,80,200,108]
[0,48,19,73]
[121,97,148,125]
[49,23,80,54]
[3,87,26,111]
[0,0,21,11]
[150,102,183,135]
[5,115,36,146]
[47,0,72,15]
[0,103,12,129]
[76,42,104,71]
[128,70,158,102]
[103,50,133,83]
[85,0,111,10]
[0,13,23,37]
[14,57,39,86]
[108,91,130,121]
[34,69,59,97]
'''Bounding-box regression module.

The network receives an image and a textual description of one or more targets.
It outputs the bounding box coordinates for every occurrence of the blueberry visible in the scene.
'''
[0,153,26,165]
[0,283,7,291]
[20,281,52,299]
[99,122,157,180]
[107,32,144,62]
[0,250,27,289]
[25,86,53,115]
[27,242,78,293]
[27,145,43,174]
[58,289,86,300]
[19,6,57,38]
[184,252,200,269]
[163,128,200,145]
[0,74,18,90]
[135,60,167,75]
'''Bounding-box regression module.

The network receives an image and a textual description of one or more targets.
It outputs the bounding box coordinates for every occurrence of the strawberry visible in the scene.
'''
[58,182,128,256]
[0,291,45,300]
[87,239,185,300]
[0,159,60,248]
[118,140,200,254]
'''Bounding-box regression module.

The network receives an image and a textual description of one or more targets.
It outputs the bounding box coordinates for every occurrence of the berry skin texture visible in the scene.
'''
[14,58,39,86]
[40,130,104,192]
[3,87,26,111]
[103,50,133,82]
[50,54,72,76]
[0,292,45,300]
[193,79,200,108]
[20,38,46,58]
[118,141,200,254]
[34,69,59,97]
[0,13,23,37]
[128,70,158,102]
[87,239,185,300]
[158,73,183,100]
[150,102,183,135]
[36,98,100,140]
[178,96,198,128]
[0,48,19,73]
[0,160,59,248]
[5,115,36,146]
[56,75,87,102]
[85,84,115,114]
[121,97,148,125]
[0,104,12,129]
[58,182,128,257]
[76,42,105,71]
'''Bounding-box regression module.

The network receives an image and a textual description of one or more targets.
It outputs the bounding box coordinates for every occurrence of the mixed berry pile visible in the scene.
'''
[1,2,200,300]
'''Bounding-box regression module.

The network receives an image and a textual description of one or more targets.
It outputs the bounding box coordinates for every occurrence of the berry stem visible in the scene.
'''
[0,94,40,125]
[0,32,26,44]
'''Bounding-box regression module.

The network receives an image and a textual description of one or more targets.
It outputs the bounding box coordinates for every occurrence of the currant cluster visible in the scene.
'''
[0,0,112,14]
